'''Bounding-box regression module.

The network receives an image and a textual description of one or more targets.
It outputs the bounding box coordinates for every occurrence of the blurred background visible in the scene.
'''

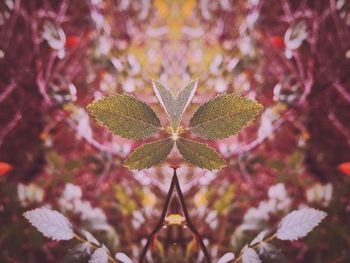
[0,0,350,262]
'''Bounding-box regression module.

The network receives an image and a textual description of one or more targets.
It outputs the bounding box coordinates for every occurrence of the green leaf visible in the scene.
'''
[124,138,174,170]
[175,80,198,123]
[152,80,197,129]
[175,137,226,170]
[189,94,263,139]
[87,94,161,140]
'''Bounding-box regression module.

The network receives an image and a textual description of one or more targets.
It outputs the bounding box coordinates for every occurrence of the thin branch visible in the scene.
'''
[73,234,118,263]
[0,83,16,103]
[333,82,350,104]
[0,111,22,147]
[139,168,212,263]
[138,173,177,263]
[232,234,276,263]
[328,111,350,148]
[174,170,212,263]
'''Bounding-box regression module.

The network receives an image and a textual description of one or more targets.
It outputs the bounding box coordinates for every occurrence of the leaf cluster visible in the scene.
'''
[87,80,262,170]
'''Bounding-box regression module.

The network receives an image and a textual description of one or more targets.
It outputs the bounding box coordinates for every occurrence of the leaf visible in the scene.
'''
[284,20,308,50]
[189,94,263,139]
[276,208,327,241]
[63,243,92,262]
[217,252,235,263]
[82,230,100,246]
[250,230,269,246]
[175,137,226,170]
[87,94,161,140]
[152,80,197,129]
[124,138,174,170]
[23,207,73,241]
[174,80,198,124]
[115,252,133,263]
[242,247,261,263]
[89,248,108,263]
[42,21,66,50]
[152,80,176,120]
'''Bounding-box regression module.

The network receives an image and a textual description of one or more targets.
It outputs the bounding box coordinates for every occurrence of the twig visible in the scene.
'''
[328,111,350,148]
[333,82,350,104]
[138,172,177,263]
[73,234,118,263]
[0,83,16,103]
[138,168,212,263]
[0,111,22,147]
[232,234,276,263]
[174,170,212,263]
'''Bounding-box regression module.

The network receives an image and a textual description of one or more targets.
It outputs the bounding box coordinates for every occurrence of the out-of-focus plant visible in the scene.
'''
[1,0,350,262]
[24,207,130,263]
[23,180,327,263]
[87,80,262,170]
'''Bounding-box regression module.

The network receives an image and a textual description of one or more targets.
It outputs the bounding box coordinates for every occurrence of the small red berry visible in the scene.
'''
[270,36,284,48]
[0,162,13,176]
[65,36,80,48]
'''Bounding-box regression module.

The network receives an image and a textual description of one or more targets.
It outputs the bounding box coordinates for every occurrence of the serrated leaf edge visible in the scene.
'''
[123,138,174,170]
[87,94,161,139]
[189,94,263,140]
[176,137,226,170]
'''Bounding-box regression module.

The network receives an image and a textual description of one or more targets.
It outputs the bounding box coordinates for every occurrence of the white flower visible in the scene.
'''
[62,183,82,201]
[306,183,333,207]
[268,183,288,201]
[17,183,44,207]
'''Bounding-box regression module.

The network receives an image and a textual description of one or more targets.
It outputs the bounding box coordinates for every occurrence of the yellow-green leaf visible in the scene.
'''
[152,80,197,129]
[175,137,226,170]
[87,94,161,140]
[189,94,263,139]
[124,138,174,170]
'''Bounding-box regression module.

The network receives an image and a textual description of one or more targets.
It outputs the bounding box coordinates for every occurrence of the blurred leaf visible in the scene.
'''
[284,20,308,50]
[242,247,261,263]
[89,247,108,263]
[114,185,137,215]
[217,252,235,263]
[62,243,92,263]
[189,94,263,139]
[213,185,235,214]
[41,21,66,50]
[124,138,174,170]
[276,208,327,241]
[176,137,226,170]
[152,80,197,129]
[115,252,133,263]
[250,230,269,246]
[87,94,161,140]
[82,230,100,246]
[23,208,73,241]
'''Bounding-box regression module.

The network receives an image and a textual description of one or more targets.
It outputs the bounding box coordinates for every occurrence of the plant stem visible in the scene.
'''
[138,173,177,263]
[173,170,212,263]
[74,233,118,263]
[232,234,276,263]
[138,168,212,263]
